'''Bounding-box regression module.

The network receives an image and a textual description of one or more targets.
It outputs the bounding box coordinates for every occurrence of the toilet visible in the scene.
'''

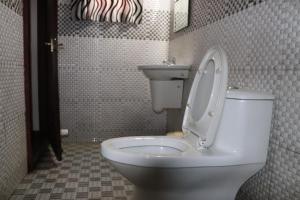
[101,47,274,200]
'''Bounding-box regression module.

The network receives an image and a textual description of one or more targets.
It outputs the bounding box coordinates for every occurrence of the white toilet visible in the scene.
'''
[101,47,274,200]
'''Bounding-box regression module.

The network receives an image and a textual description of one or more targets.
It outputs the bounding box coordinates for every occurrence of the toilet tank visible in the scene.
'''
[213,89,274,164]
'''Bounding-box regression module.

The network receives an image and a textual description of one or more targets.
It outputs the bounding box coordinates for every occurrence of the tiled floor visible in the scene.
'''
[10,143,134,200]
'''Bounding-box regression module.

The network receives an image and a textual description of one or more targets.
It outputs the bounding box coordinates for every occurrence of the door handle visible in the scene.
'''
[45,38,64,52]
[45,39,55,52]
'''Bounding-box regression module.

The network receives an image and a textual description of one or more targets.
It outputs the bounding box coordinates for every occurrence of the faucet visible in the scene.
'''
[163,57,176,65]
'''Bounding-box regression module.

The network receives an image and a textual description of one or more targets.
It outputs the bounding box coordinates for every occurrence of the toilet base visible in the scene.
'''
[110,161,264,200]
[131,186,238,200]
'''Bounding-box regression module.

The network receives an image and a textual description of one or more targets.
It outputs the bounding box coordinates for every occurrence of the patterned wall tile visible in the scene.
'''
[119,69,151,101]
[281,0,300,71]
[99,68,151,101]
[76,67,101,100]
[144,10,171,41]
[2,114,27,196]
[168,30,195,66]
[98,100,128,132]
[225,0,265,17]
[75,99,99,141]
[0,2,26,199]
[185,0,209,33]
[0,3,24,64]
[58,3,171,41]
[245,0,285,71]
[59,98,167,143]
[58,64,79,99]
[274,70,300,153]
[207,0,227,24]
[59,99,79,143]
[58,4,78,37]
[57,37,80,65]
[142,103,167,131]
[223,8,252,73]
[58,31,169,142]
[99,69,128,100]
[268,144,299,200]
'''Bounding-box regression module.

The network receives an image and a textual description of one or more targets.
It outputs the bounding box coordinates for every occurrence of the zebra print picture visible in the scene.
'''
[71,0,143,24]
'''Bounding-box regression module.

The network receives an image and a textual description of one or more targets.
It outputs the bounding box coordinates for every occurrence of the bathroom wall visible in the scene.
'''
[0,0,27,199]
[58,0,171,142]
[168,0,299,200]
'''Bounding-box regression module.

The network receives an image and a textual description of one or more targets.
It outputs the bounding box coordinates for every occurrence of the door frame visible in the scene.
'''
[23,0,34,172]
[23,0,62,171]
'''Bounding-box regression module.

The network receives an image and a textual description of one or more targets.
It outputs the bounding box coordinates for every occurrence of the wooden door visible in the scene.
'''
[38,0,62,161]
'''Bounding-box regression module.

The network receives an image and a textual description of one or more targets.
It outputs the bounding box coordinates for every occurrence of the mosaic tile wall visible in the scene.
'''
[168,0,300,200]
[0,1,27,199]
[58,0,171,142]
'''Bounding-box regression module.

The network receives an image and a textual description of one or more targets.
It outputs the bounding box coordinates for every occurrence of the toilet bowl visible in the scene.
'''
[101,47,274,200]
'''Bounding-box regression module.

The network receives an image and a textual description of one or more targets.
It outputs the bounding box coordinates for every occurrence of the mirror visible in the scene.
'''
[174,0,189,32]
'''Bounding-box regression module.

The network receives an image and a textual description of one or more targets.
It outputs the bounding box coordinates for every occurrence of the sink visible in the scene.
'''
[138,64,191,80]
[138,64,191,113]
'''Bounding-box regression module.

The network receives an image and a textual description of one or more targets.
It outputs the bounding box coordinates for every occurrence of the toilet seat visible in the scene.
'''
[183,47,228,148]
[101,47,232,168]
[101,136,241,168]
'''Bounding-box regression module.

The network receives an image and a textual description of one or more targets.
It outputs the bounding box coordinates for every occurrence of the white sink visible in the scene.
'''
[138,64,191,80]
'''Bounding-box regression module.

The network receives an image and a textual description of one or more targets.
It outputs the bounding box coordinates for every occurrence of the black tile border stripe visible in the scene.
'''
[171,0,266,39]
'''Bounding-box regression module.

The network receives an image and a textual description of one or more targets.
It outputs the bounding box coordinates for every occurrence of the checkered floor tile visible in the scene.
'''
[10,143,134,200]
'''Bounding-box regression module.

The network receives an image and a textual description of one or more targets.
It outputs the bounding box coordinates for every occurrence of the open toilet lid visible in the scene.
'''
[182,47,228,148]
